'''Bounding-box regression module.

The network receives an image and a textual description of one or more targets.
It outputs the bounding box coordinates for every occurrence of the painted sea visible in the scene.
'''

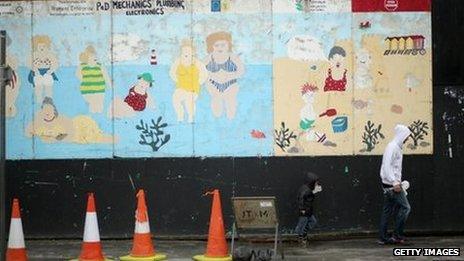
[7,64,273,159]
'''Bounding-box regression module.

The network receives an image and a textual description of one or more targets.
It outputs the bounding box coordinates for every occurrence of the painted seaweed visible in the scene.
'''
[361,120,385,152]
[136,117,170,152]
[408,120,429,149]
[275,122,297,152]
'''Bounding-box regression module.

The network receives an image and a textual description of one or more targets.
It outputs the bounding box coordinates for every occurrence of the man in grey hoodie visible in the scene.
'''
[378,124,412,245]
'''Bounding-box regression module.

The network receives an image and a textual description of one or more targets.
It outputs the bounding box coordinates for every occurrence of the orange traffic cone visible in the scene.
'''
[6,198,27,261]
[70,193,112,261]
[193,189,232,261]
[120,190,166,261]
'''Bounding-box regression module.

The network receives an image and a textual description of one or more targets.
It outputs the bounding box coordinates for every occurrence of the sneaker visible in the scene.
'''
[298,237,308,247]
[393,237,412,245]
[377,238,396,245]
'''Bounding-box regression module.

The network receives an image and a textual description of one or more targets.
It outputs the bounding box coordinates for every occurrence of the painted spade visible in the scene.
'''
[319,108,337,117]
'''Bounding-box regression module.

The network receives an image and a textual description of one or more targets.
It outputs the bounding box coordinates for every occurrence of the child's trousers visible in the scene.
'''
[295,215,317,238]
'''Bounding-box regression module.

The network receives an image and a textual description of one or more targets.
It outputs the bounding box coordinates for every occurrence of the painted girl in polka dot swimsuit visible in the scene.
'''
[108,73,155,119]
[124,87,148,111]
[324,46,347,92]
[324,68,347,92]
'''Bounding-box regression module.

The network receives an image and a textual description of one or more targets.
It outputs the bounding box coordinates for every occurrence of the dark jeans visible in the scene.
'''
[295,215,317,238]
[379,189,411,241]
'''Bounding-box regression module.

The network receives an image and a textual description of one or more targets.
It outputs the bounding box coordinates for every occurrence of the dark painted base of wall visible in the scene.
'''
[5,153,464,238]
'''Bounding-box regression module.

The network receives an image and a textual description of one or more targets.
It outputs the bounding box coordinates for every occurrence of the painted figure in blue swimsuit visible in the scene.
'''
[28,35,59,103]
[204,31,245,120]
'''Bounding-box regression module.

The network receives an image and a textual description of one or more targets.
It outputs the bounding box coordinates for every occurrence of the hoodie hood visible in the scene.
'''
[306,172,319,190]
[392,124,411,147]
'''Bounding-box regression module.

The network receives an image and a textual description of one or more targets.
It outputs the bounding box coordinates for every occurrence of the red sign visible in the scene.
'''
[352,0,431,12]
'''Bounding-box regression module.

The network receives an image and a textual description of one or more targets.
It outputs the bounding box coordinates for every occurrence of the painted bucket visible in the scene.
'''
[332,116,348,133]
[211,0,221,12]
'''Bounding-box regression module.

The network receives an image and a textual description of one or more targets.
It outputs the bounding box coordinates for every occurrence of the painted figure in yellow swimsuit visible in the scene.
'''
[170,39,208,123]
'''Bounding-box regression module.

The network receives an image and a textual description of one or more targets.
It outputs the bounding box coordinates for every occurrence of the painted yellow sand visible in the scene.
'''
[274,35,432,156]
[273,57,354,156]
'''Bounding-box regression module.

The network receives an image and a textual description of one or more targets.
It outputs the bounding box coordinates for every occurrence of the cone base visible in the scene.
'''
[120,253,167,261]
[6,248,27,261]
[192,254,232,261]
[69,257,113,261]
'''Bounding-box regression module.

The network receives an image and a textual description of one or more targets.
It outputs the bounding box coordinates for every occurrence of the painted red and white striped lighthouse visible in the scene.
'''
[150,49,158,65]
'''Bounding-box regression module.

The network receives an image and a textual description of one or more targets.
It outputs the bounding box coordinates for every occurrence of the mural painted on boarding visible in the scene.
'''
[273,0,432,156]
[0,1,33,159]
[352,0,433,155]
[189,1,273,157]
[111,0,273,158]
[273,0,354,156]
[1,0,116,159]
[1,0,273,159]
[1,0,432,159]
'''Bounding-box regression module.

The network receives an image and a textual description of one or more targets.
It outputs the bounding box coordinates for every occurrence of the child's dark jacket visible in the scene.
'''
[297,172,319,216]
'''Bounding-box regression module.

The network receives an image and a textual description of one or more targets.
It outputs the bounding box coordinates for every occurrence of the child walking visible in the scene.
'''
[295,172,322,246]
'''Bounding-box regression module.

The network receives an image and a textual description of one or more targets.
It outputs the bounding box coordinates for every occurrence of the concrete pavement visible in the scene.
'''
[24,236,464,260]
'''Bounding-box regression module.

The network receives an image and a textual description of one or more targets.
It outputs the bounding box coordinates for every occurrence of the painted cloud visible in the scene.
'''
[112,33,149,62]
[287,35,327,62]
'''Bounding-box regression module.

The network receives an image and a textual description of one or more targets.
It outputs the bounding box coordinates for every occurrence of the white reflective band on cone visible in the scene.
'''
[83,212,101,242]
[134,221,150,234]
[8,219,25,248]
